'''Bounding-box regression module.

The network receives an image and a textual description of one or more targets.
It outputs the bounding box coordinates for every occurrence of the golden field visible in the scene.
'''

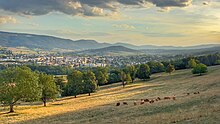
[0,66,220,124]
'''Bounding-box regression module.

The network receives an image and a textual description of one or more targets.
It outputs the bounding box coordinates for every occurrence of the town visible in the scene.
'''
[0,47,179,68]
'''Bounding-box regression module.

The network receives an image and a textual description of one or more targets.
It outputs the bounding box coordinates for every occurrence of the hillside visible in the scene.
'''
[141,46,220,55]
[0,31,219,51]
[0,65,220,124]
[0,31,109,50]
[77,46,141,55]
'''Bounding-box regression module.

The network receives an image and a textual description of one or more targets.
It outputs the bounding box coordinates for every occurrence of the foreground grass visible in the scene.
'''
[0,66,220,124]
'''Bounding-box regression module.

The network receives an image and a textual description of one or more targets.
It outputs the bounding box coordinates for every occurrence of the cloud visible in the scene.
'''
[113,24,136,30]
[0,0,194,17]
[147,0,192,7]
[0,16,16,24]
[57,29,111,37]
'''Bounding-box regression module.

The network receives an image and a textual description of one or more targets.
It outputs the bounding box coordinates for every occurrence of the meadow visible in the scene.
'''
[0,65,220,124]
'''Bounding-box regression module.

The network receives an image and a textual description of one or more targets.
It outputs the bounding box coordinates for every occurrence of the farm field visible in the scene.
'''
[0,65,220,124]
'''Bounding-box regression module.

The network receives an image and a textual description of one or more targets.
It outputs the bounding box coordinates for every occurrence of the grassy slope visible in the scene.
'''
[0,66,220,124]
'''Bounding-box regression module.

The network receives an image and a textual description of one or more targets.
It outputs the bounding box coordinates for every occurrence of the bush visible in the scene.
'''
[192,63,208,76]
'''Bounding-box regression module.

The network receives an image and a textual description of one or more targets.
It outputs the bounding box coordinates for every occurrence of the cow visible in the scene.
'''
[149,100,154,103]
[194,92,200,94]
[134,101,137,106]
[123,102,128,105]
[157,97,161,100]
[140,100,145,105]
[144,99,149,102]
[116,102,120,106]
[164,97,171,100]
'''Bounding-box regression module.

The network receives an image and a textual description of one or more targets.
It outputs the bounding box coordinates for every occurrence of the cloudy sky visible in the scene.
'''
[0,0,219,46]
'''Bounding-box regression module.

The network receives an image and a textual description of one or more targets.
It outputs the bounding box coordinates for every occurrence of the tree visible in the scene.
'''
[166,64,175,75]
[54,76,67,96]
[137,64,151,80]
[108,69,121,83]
[38,73,58,107]
[83,70,97,96]
[126,65,136,83]
[0,66,41,112]
[148,61,165,74]
[188,59,197,68]
[94,67,109,85]
[66,70,83,98]
[120,71,127,87]
[96,71,108,86]
[192,63,208,76]
[126,74,132,84]
[215,60,220,65]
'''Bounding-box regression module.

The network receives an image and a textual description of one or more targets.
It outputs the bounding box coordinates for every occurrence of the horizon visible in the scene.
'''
[0,30,220,47]
[0,0,220,46]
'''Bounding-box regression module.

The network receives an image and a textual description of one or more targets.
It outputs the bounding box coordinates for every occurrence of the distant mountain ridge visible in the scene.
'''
[0,31,219,51]
[78,46,140,55]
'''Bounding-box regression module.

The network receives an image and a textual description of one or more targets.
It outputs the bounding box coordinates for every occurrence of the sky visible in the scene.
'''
[0,0,220,46]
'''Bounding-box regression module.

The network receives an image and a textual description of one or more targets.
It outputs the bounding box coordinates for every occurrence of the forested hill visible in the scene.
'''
[1,31,219,51]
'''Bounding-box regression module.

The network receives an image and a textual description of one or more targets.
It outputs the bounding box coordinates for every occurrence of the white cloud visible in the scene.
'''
[113,24,136,30]
[0,16,16,24]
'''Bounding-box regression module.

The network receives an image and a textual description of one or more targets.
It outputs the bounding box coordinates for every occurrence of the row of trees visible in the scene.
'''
[60,64,152,97]
[60,58,209,98]
[0,66,59,112]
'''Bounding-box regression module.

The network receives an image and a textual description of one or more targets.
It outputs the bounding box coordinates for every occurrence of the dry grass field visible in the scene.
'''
[0,66,220,124]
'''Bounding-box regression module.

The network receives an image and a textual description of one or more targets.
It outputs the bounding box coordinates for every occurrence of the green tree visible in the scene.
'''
[0,66,41,112]
[166,64,175,75]
[120,71,127,87]
[66,70,83,98]
[188,59,197,68]
[38,73,59,107]
[148,61,165,73]
[96,71,108,85]
[83,71,97,96]
[137,64,151,80]
[215,60,220,65]
[108,69,121,83]
[192,63,208,76]
[126,65,136,83]
[54,76,67,95]
[126,74,132,84]
[94,67,109,85]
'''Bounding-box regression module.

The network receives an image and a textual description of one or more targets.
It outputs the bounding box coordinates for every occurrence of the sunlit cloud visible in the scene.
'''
[0,0,194,17]
[113,24,136,30]
[0,16,16,24]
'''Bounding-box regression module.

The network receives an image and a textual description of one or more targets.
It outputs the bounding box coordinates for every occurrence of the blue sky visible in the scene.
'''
[0,0,219,46]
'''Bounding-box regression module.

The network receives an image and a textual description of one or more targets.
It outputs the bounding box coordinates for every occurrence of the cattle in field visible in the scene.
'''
[187,93,190,95]
[157,97,161,100]
[164,97,171,100]
[116,102,120,106]
[149,100,154,103]
[172,96,176,100]
[194,92,200,94]
[134,101,137,106]
[123,102,128,105]
[140,100,145,105]
[144,99,149,102]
